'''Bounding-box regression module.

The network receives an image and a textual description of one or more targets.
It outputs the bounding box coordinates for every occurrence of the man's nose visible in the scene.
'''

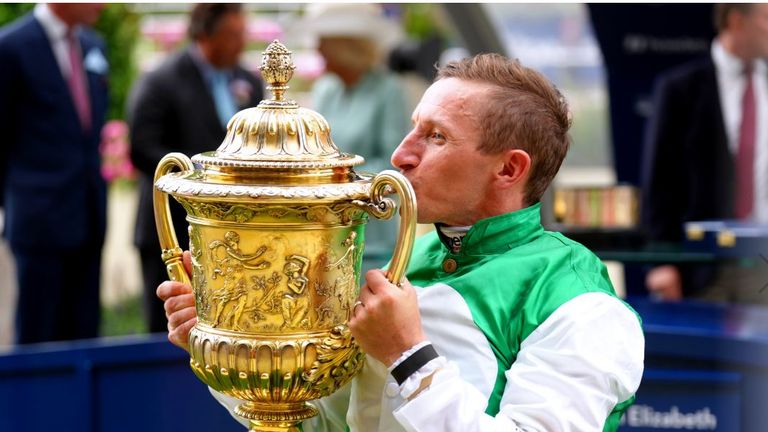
[391,132,420,170]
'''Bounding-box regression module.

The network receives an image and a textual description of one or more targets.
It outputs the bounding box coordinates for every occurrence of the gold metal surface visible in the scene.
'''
[154,152,195,286]
[153,40,416,431]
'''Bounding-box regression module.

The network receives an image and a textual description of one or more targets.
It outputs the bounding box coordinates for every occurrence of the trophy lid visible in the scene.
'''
[192,40,365,171]
[156,40,373,202]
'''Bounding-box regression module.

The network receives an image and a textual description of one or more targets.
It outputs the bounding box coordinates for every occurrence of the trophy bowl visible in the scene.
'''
[152,41,416,431]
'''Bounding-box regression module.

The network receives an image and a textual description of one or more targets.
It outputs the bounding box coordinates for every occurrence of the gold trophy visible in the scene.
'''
[152,41,416,431]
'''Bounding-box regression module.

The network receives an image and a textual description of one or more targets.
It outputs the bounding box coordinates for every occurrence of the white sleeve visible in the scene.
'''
[304,382,352,432]
[393,293,645,431]
[209,382,351,432]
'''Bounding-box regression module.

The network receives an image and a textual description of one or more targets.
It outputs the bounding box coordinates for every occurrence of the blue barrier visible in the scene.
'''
[1,299,767,431]
[0,334,241,432]
[622,298,768,432]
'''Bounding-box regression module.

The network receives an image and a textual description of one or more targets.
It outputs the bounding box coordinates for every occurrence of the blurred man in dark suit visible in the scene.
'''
[643,4,768,303]
[128,3,263,333]
[0,3,109,344]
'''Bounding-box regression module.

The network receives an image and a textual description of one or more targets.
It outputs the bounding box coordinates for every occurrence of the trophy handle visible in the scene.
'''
[153,152,195,285]
[361,170,417,285]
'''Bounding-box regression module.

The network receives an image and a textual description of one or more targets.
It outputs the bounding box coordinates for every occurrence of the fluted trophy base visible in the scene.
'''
[236,401,318,432]
[188,324,364,432]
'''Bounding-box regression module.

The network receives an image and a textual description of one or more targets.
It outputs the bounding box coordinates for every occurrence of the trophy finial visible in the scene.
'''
[260,40,296,101]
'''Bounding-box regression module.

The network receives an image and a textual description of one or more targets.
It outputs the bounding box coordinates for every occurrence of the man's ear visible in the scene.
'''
[496,149,531,189]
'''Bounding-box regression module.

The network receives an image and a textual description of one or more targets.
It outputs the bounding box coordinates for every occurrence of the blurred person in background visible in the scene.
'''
[642,3,768,304]
[388,39,433,122]
[300,3,411,271]
[0,3,109,344]
[128,3,263,333]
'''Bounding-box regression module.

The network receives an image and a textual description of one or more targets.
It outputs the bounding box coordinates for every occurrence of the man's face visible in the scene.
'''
[51,4,105,27]
[739,4,768,58]
[391,78,502,226]
[317,37,347,75]
[201,12,246,68]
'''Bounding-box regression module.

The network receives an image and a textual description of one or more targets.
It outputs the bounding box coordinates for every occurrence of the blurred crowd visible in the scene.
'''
[0,3,433,345]
[1,3,768,347]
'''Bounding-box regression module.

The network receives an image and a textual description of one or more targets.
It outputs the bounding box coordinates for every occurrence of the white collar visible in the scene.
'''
[34,4,76,41]
[437,224,472,254]
[438,225,472,235]
[712,37,766,77]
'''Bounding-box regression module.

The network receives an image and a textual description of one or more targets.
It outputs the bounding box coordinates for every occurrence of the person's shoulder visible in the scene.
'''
[540,290,641,330]
[543,230,604,267]
[80,26,105,46]
[131,50,189,102]
[530,228,597,257]
[313,73,342,90]
[0,13,38,46]
[142,49,192,84]
[311,73,343,102]
[160,49,193,73]
[532,230,615,293]
[234,64,261,84]
[368,68,404,88]
[526,291,644,364]
[232,64,264,105]
[516,232,634,333]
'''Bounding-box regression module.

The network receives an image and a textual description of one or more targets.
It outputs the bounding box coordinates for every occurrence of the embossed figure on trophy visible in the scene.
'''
[188,226,210,315]
[324,232,359,271]
[284,255,310,295]
[208,231,270,280]
[193,263,210,317]
[325,232,362,316]
[210,269,286,330]
[281,255,313,329]
[240,271,283,326]
[205,231,272,329]
[214,277,249,329]
[314,280,336,326]
[209,261,246,328]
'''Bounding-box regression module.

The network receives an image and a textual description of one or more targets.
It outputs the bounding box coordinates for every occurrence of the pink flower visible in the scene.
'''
[99,120,136,182]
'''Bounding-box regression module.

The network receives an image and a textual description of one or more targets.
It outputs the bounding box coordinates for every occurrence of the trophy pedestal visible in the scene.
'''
[248,425,300,432]
[236,401,318,432]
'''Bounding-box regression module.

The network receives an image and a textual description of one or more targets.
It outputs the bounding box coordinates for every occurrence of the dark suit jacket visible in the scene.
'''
[642,58,734,242]
[0,14,109,249]
[641,57,735,294]
[128,47,263,250]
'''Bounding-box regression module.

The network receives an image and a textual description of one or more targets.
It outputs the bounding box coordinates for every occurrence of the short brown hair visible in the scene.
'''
[188,4,243,40]
[714,4,753,31]
[436,53,572,205]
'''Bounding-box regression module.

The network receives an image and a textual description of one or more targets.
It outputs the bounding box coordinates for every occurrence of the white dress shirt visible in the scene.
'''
[712,39,768,222]
[33,3,81,80]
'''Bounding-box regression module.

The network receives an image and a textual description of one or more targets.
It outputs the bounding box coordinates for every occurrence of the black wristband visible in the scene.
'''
[390,344,439,385]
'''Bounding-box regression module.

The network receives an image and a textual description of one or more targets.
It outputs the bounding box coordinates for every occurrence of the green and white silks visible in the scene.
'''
[217,203,645,431]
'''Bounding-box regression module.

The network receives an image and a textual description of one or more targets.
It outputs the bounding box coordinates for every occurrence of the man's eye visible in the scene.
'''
[430,132,445,141]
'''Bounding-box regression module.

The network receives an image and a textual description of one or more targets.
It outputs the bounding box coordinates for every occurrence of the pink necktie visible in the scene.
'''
[735,62,755,220]
[66,29,91,132]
